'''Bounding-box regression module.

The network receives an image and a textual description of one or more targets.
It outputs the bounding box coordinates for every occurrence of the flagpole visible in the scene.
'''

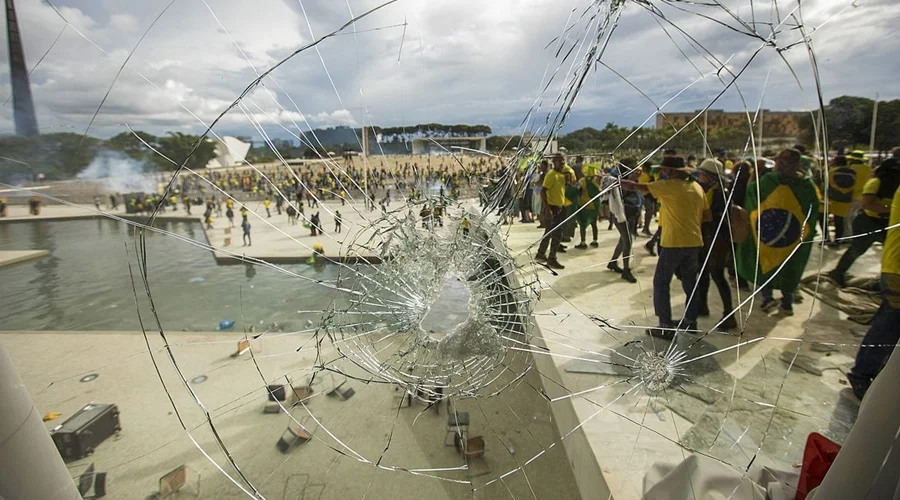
[869,93,879,156]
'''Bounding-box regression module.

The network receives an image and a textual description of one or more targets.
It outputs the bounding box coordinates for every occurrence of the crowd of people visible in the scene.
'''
[515,146,899,394]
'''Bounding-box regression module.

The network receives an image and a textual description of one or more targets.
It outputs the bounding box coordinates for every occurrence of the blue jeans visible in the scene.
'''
[848,274,900,397]
[653,246,701,326]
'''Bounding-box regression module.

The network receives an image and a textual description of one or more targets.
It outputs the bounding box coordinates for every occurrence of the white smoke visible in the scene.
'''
[77,150,158,193]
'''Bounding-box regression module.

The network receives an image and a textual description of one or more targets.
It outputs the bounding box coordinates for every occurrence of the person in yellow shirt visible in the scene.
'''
[847,180,900,400]
[536,153,568,270]
[638,163,656,236]
[829,158,899,287]
[561,162,578,243]
[264,197,272,218]
[622,156,711,338]
[846,150,872,236]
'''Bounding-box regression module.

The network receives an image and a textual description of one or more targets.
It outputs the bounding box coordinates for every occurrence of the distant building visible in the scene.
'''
[206,136,251,168]
[411,136,487,155]
[656,110,806,140]
[521,135,558,155]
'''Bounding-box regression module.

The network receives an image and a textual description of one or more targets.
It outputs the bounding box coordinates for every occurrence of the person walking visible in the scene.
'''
[737,148,819,316]
[264,197,272,218]
[623,156,710,338]
[535,153,568,270]
[226,206,235,227]
[846,183,900,400]
[694,159,737,329]
[242,217,251,246]
[828,158,900,287]
[334,210,342,233]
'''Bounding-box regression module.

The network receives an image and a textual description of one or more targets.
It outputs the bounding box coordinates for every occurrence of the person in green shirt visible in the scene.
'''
[736,148,819,316]
[535,153,568,270]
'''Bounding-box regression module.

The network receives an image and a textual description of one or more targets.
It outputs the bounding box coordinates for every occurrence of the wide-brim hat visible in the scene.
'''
[659,156,689,170]
[697,158,723,175]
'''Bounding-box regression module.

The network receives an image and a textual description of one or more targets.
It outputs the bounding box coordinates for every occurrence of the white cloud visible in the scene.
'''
[0,0,894,140]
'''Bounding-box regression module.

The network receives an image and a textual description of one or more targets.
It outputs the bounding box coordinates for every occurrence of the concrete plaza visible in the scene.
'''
[0,197,881,499]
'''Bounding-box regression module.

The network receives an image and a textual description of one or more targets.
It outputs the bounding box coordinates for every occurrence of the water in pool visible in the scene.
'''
[0,219,362,332]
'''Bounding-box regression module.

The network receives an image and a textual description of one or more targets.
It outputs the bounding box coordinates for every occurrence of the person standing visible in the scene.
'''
[828,158,900,287]
[639,163,656,236]
[334,210,342,234]
[846,182,900,400]
[264,197,272,218]
[623,156,709,338]
[607,163,639,283]
[845,150,872,238]
[226,206,235,227]
[826,155,855,246]
[694,159,737,329]
[736,148,819,316]
[535,153,568,270]
[241,217,251,246]
[574,167,601,249]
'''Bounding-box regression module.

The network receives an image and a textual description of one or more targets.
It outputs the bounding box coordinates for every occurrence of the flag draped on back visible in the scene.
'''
[737,172,819,293]
[827,166,856,217]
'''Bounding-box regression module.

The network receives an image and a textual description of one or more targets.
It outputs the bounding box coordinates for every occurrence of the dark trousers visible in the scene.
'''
[849,275,900,396]
[832,215,845,241]
[834,214,887,274]
[697,259,733,315]
[653,247,701,326]
[536,205,564,260]
[642,198,656,233]
[612,217,638,270]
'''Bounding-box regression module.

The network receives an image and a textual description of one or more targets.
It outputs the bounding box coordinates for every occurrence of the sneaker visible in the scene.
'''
[779,307,794,317]
[827,269,847,288]
[590,241,599,248]
[561,237,572,243]
[548,260,565,270]
[719,316,738,329]
[793,291,804,304]
[557,247,567,253]
[559,244,568,250]
[760,298,778,313]
[535,254,548,262]
[621,270,637,283]
[646,326,674,341]
[607,262,623,274]
[644,241,656,256]
[697,307,710,317]
[575,242,588,249]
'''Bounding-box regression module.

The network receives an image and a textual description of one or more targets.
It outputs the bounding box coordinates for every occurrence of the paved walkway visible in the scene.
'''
[0,198,883,499]
[502,217,878,499]
[0,250,50,268]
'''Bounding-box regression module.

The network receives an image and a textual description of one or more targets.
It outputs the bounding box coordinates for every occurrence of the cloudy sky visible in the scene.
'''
[0,0,897,141]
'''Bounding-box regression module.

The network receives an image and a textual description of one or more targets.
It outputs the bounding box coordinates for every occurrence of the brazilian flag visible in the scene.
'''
[576,176,600,227]
[826,166,856,217]
[737,172,819,292]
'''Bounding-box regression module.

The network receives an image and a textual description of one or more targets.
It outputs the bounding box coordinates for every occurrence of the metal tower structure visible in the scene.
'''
[5,0,38,136]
